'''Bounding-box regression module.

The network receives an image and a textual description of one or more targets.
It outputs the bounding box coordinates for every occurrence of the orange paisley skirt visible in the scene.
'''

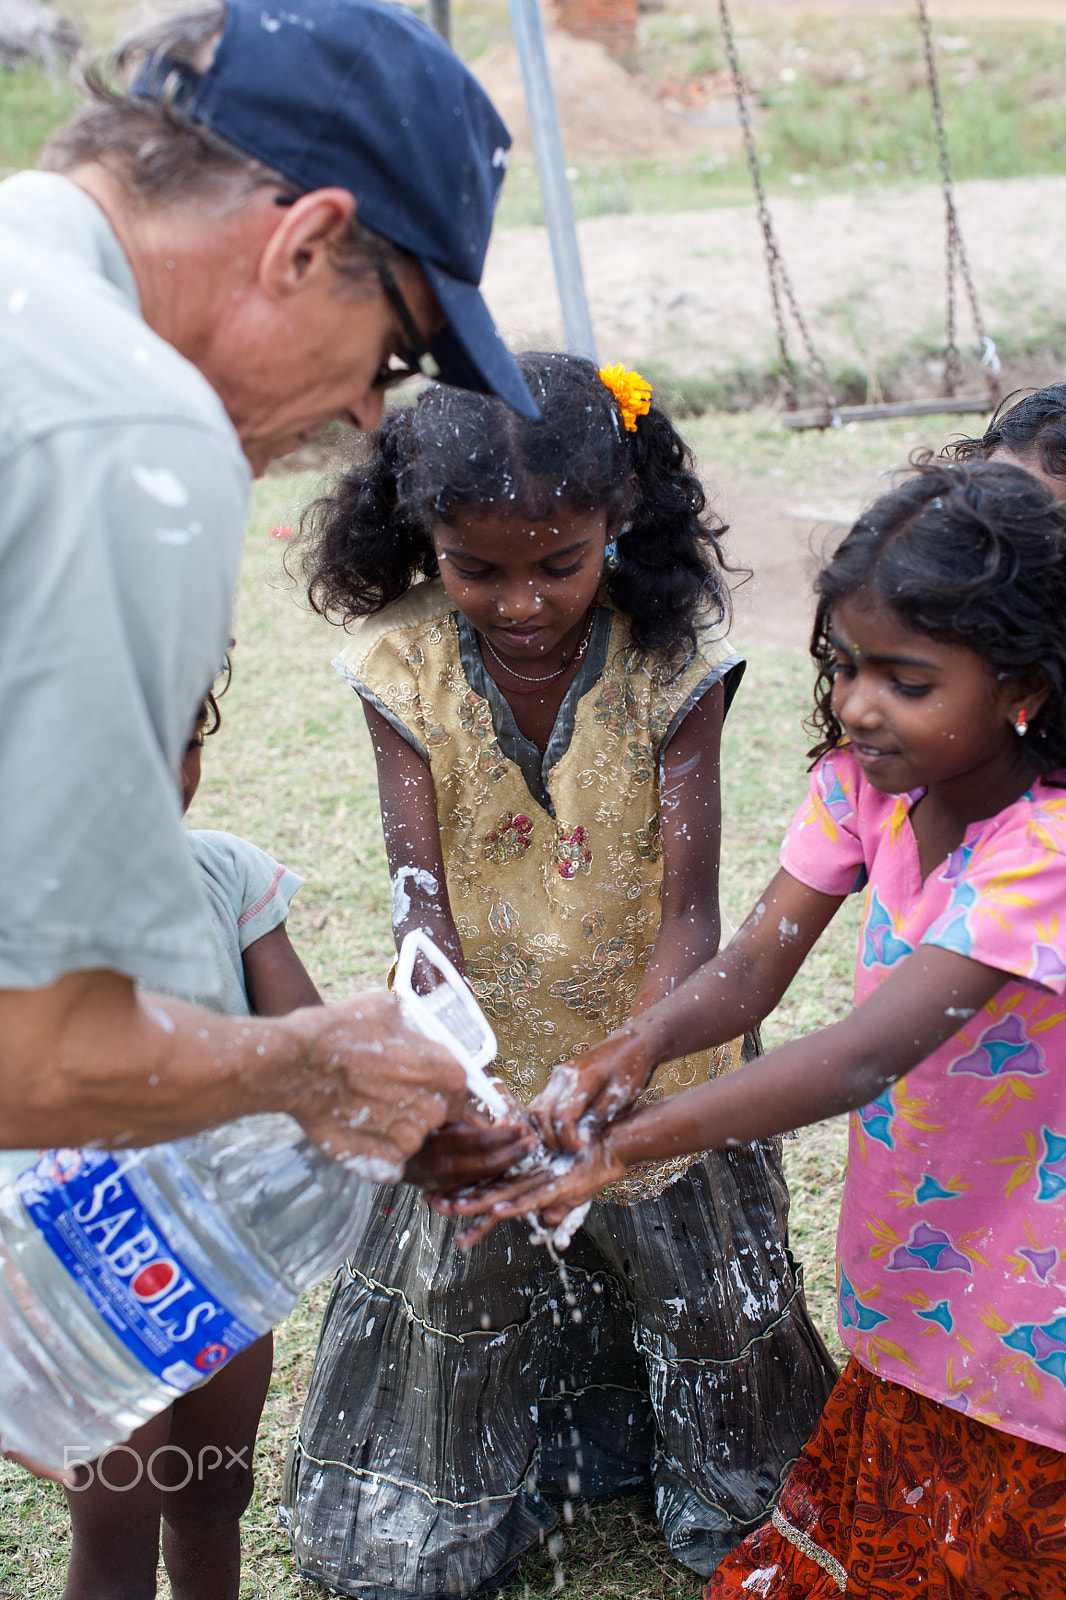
[705,1357,1066,1600]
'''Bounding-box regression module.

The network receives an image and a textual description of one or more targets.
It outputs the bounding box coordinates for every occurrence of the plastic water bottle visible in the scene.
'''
[397,931,591,1252]
[0,932,498,1473]
[394,929,506,1116]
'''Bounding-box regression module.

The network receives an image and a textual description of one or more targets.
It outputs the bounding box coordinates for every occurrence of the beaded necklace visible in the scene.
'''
[480,609,595,694]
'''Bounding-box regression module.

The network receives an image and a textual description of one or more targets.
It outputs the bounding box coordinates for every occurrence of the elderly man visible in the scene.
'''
[0,0,536,1176]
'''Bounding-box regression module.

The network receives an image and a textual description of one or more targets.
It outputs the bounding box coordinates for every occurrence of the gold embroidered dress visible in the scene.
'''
[336,578,742,1196]
[282,581,837,1600]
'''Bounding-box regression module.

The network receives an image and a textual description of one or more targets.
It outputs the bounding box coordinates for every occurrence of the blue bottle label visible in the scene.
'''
[18,1149,259,1393]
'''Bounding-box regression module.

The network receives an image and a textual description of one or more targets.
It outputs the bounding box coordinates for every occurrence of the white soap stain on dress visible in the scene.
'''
[741,1567,779,1595]
[156,521,203,546]
[391,866,439,926]
[8,287,28,314]
[131,464,190,507]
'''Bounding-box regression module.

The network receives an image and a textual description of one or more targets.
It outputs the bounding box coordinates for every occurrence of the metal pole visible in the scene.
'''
[507,0,597,361]
[427,0,450,45]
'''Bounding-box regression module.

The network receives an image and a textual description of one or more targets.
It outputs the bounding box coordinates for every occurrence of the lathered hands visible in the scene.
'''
[435,1128,630,1248]
[428,1041,656,1246]
[405,1084,536,1191]
[281,990,470,1179]
[528,1030,657,1153]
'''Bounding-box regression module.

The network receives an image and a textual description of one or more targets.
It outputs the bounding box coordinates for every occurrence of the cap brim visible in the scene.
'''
[422,263,540,421]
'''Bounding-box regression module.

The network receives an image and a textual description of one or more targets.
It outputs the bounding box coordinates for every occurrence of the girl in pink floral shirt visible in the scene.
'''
[454,458,1066,1598]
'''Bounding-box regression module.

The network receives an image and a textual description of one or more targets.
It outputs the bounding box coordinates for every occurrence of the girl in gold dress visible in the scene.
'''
[281,353,835,1599]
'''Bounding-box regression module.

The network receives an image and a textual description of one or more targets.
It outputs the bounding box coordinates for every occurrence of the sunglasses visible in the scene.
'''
[274,191,441,392]
[371,255,441,390]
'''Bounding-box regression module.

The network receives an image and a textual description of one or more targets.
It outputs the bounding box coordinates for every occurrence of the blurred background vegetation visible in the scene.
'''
[3,3,1066,218]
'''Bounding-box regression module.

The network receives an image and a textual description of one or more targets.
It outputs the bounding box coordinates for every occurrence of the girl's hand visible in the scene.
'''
[433,1132,629,1248]
[404,1109,536,1192]
[532,1024,658,1153]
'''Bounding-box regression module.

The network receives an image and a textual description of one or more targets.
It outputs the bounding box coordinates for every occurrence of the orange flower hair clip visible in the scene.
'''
[599,363,652,432]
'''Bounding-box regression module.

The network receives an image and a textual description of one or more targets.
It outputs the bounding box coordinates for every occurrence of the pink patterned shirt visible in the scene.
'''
[781,747,1066,1451]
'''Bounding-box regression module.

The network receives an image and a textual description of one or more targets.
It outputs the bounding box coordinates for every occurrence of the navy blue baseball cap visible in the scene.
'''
[133,0,538,419]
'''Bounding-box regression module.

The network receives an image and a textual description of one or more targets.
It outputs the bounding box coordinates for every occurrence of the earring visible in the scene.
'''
[1015,708,1028,737]
[605,522,630,573]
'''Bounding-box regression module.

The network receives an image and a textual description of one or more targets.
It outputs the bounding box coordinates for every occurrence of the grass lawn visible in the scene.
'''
[0,437,855,1595]
[4,3,1066,218]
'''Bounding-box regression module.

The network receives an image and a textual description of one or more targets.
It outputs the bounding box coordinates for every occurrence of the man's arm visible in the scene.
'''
[0,968,467,1177]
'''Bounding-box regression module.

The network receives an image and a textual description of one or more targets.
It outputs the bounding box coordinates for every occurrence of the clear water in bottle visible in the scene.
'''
[0,1113,379,1472]
[0,930,566,1473]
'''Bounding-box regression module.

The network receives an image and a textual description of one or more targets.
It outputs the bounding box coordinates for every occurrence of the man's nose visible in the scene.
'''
[351,390,385,433]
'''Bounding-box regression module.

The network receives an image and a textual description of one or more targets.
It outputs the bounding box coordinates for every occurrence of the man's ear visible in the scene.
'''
[258,188,357,297]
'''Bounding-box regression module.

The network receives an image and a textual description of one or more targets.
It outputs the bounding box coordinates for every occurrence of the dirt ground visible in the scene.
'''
[481,176,1066,399]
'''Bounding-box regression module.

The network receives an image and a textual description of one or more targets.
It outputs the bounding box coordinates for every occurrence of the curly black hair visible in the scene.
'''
[807,459,1066,774]
[945,383,1066,479]
[299,351,731,660]
[188,650,232,747]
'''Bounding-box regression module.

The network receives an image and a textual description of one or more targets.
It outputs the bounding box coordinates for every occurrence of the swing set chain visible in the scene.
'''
[716,0,838,419]
[916,0,1000,404]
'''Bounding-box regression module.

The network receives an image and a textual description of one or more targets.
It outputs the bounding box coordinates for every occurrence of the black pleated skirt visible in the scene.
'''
[280,1143,837,1598]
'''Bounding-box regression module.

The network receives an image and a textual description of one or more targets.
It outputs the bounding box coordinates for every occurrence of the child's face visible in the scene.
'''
[827,594,1037,798]
[180,741,202,814]
[431,504,610,667]
[990,446,1066,507]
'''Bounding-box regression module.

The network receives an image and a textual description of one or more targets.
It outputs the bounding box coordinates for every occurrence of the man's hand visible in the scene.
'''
[0,972,466,1163]
[282,991,469,1179]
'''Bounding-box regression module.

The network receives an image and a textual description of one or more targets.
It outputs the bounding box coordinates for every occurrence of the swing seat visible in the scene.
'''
[717,0,999,435]
[781,394,994,432]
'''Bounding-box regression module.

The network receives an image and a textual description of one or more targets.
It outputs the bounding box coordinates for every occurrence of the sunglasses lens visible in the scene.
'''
[373,349,422,390]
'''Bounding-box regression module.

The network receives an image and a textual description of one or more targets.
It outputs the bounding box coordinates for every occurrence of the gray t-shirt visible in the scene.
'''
[176,830,303,1016]
[0,172,250,997]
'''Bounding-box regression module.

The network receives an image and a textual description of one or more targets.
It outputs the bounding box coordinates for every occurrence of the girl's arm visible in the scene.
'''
[362,701,465,973]
[243,923,322,1015]
[445,941,1008,1240]
[362,700,536,1186]
[536,866,844,1149]
[629,680,725,1012]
